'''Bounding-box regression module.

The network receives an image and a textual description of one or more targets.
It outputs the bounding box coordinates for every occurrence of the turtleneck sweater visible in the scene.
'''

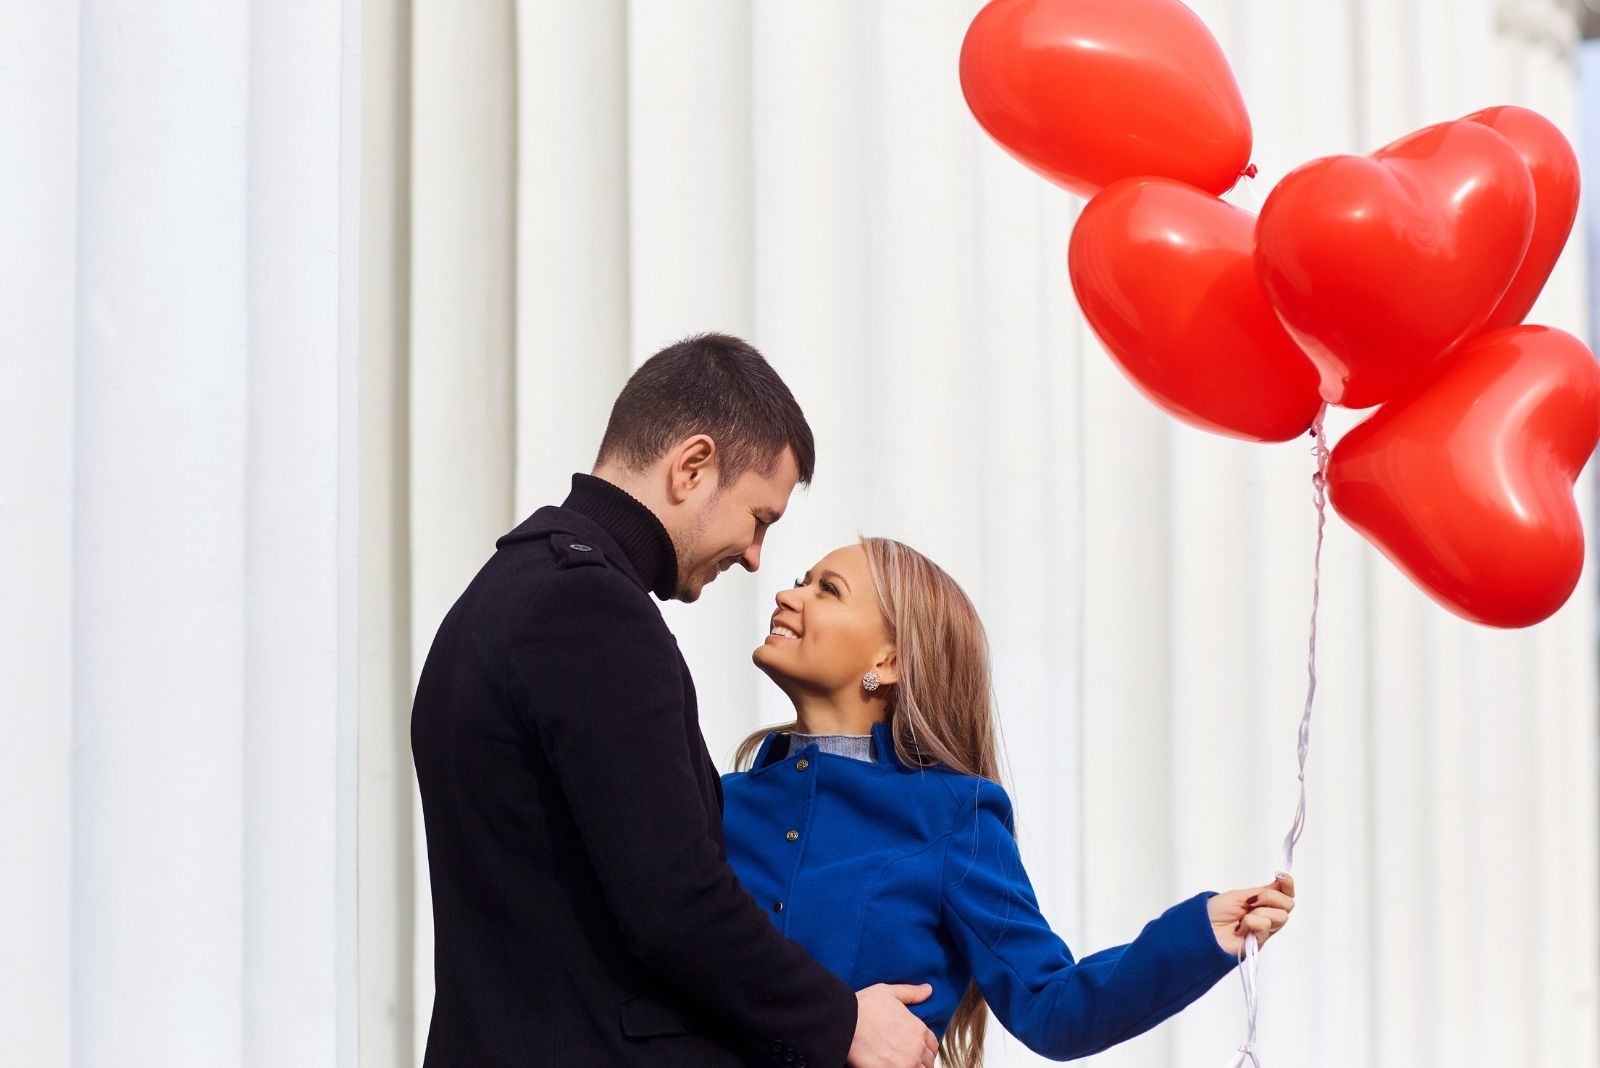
[784,731,875,762]
[560,472,679,601]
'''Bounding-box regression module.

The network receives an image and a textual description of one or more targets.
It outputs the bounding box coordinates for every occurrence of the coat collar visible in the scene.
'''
[752,721,908,772]
[497,474,679,600]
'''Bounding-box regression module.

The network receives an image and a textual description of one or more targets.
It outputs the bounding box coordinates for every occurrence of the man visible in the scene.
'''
[412,334,939,1067]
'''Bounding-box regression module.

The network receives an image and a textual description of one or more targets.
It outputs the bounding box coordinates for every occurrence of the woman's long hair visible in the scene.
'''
[734,536,1002,1068]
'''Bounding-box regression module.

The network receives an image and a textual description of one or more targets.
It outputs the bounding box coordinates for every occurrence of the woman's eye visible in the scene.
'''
[821,580,839,597]
[792,577,805,589]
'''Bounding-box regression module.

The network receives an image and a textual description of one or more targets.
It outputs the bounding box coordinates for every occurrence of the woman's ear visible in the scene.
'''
[665,435,717,504]
[872,648,900,688]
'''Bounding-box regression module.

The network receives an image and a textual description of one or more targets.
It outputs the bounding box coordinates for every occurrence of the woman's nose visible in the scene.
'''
[774,586,801,610]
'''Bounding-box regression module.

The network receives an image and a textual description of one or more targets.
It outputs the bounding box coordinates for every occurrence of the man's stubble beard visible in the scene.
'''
[671,504,712,603]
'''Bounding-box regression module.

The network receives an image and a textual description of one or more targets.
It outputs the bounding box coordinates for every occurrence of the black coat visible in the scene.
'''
[412,474,857,1067]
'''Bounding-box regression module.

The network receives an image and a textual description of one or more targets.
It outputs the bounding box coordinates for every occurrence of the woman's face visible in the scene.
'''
[753,544,896,698]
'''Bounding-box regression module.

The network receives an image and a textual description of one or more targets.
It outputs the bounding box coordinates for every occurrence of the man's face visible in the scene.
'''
[673,448,800,603]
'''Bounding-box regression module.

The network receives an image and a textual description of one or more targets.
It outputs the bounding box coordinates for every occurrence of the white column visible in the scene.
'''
[1534,567,1600,1067]
[514,0,632,515]
[863,0,984,577]
[628,0,760,758]
[1165,428,1261,1065]
[359,1,416,1065]
[72,2,250,1063]
[1077,312,1173,1068]
[0,4,77,1063]
[1496,11,1598,1067]
[748,1,875,738]
[970,126,1092,1068]
[408,1,517,1055]
[243,1,359,1064]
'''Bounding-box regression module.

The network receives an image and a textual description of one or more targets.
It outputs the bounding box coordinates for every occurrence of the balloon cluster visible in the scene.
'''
[961,0,1600,629]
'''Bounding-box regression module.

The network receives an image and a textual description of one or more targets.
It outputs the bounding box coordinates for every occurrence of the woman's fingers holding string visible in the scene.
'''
[1233,907,1291,946]
[1242,887,1295,914]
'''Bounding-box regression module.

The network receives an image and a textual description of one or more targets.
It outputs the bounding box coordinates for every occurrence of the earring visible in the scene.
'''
[862,670,880,693]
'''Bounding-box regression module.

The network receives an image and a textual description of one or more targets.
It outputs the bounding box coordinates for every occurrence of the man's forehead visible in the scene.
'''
[743,450,800,517]
[751,477,794,521]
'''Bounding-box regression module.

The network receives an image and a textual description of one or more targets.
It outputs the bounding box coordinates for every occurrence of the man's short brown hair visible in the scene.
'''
[595,333,816,486]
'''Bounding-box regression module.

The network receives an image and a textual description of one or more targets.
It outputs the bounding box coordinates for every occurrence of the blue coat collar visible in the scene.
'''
[752,721,908,771]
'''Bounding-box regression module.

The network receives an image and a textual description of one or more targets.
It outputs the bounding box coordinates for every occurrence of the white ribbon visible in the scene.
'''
[1225,931,1262,1068]
[1225,411,1330,1067]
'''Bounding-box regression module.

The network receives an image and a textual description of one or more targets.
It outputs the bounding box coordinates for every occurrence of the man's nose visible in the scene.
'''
[741,526,767,572]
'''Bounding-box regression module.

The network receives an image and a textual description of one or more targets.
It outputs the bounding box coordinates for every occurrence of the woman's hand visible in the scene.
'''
[1207,873,1295,957]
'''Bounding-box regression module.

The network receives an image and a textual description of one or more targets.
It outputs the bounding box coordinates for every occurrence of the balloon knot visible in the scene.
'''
[1242,163,1259,179]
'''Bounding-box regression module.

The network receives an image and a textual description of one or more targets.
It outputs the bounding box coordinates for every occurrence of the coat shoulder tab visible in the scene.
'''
[549,537,610,570]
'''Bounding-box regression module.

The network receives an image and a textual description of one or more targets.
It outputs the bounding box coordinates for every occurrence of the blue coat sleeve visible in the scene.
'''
[941,780,1239,1060]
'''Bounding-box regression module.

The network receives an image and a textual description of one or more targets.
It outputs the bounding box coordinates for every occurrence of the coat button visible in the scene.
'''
[785,829,799,842]
[795,759,809,771]
[773,900,784,912]
[568,543,592,552]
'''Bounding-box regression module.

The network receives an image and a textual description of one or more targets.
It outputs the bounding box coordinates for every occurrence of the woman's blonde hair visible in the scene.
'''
[734,536,1001,1068]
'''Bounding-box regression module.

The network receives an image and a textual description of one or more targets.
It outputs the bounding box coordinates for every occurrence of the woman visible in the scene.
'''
[723,538,1293,1066]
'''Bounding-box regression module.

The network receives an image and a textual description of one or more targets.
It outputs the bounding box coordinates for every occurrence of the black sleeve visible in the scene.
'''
[512,567,858,1066]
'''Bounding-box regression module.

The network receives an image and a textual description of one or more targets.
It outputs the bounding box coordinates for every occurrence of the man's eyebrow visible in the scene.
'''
[819,569,851,594]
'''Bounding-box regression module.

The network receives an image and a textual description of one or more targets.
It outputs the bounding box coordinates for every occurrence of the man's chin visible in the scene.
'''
[674,571,720,602]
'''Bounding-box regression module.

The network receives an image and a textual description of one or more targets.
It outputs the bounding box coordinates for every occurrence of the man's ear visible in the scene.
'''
[872,648,900,688]
[665,435,718,505]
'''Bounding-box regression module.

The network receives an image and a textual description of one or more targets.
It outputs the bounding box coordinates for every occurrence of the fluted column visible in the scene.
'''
[359,1,416,1064]
[747,2,876,735]
[514,0,632,515]
[72,4,252,1061]
[628,0,761,754]
[407,0,518,1054]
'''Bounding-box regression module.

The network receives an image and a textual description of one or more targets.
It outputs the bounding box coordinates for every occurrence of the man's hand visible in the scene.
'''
[847,983,938,1068]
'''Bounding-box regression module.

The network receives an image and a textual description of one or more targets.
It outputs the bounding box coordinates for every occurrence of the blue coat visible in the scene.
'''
[721,723,1240,1061]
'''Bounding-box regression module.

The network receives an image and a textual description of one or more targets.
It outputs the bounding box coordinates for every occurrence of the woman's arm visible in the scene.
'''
[940,780,1240,1061]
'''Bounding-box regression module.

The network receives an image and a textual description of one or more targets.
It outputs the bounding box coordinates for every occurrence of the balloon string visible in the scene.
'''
[1283,409,1329,875]
[1226,408,1330,1068]
[1226,932,1262,1068]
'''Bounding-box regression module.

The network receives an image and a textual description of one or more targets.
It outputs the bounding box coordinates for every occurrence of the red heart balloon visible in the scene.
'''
[1463,106,1580,334]
[1327,326,1600,628]
[1256,120,1536,409]
[960,0,1252,199]
[1068,177,1323,441]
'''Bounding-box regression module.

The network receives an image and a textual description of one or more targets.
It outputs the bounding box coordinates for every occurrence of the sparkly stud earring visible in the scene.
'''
[862,670,880,693]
